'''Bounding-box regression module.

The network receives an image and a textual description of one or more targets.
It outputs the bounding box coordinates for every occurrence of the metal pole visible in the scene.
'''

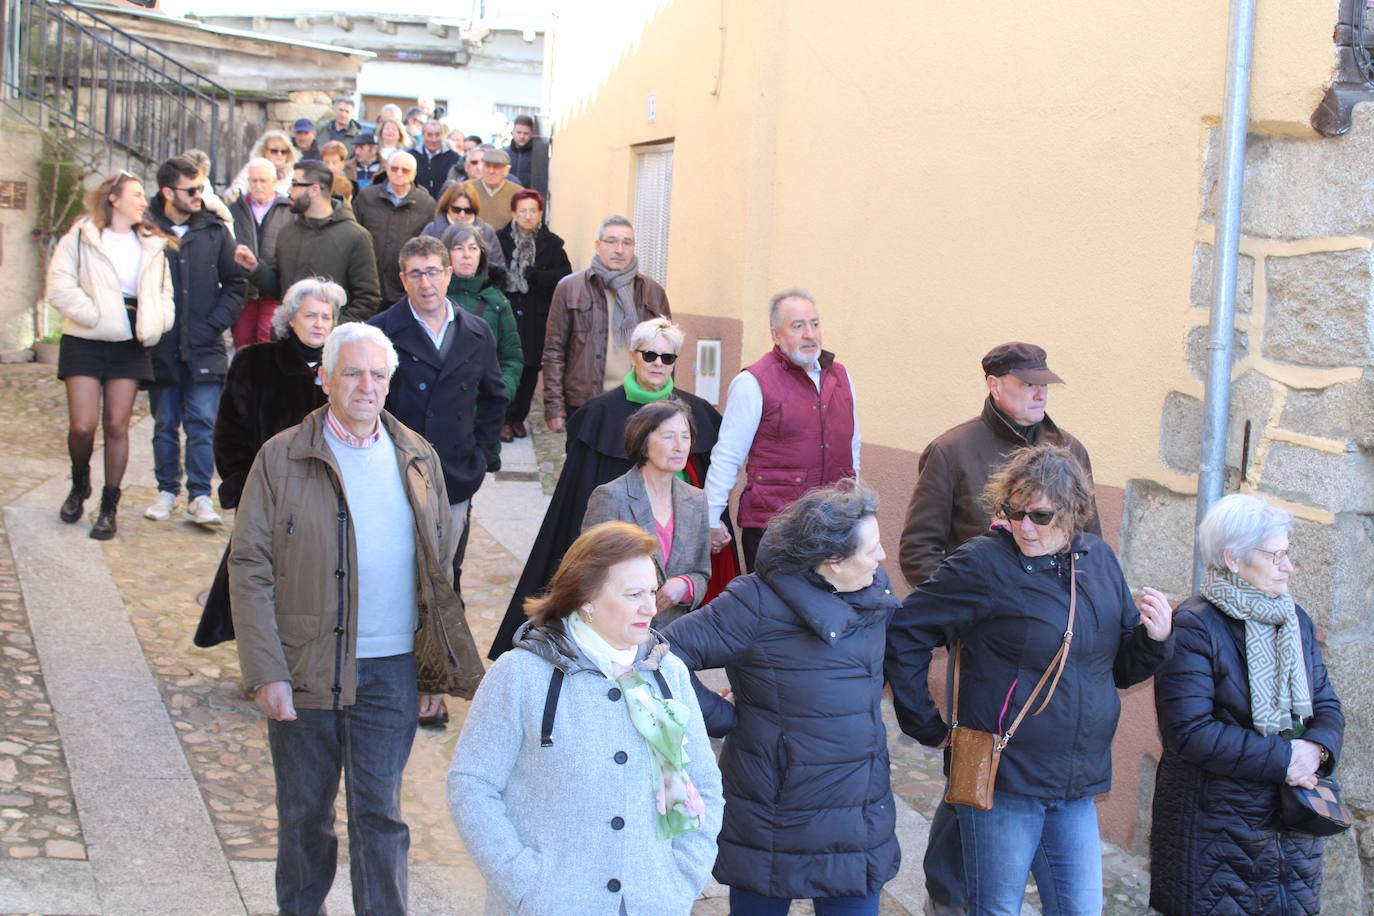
[1193,0,1258,590]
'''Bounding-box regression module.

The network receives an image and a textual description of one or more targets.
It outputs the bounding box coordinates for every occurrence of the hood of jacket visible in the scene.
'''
[148,199,226,237]
[298,199,361,231]
[755,545,898,646]
[513,616,670,677]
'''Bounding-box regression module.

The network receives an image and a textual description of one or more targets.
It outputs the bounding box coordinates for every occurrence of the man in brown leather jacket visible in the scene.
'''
[540,216,670,432]
[895,340,1097,916]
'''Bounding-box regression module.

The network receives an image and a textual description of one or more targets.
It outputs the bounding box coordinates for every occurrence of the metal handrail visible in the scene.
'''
[0,0,237,183]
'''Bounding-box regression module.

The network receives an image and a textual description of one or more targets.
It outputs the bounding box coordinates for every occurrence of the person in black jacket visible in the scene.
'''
[663,482,900,915]
[145,156,246,528]
[1149,493,1343,916]
[194,278,340,649]
[886,444,1173,916]
[495,188,572,440]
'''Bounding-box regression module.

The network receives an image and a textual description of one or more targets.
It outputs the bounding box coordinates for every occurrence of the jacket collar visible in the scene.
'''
[757,557,897,646]
[989,526,1094,576]
[373,297,482,374]
[767,344,836,374]
[273,335,321,378]
[513,616,670,677]
[285,405,429,466]
[979,395,1066,447]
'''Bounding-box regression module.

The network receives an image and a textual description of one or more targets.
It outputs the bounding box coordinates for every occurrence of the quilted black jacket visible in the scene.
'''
[1149,596,1344,915]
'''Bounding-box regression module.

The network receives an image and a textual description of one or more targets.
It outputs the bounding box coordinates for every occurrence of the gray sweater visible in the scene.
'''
[447,623,722,915]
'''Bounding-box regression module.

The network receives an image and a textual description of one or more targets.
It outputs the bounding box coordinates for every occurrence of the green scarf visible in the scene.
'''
[1200,567,1312,737]
[623,371,674,404]
[613,657,706,840]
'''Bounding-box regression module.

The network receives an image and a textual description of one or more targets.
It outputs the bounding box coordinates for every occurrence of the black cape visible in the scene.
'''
[488,385,734,659]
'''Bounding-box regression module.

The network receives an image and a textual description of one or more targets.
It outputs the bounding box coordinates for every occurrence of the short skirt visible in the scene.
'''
[57,333,154,382]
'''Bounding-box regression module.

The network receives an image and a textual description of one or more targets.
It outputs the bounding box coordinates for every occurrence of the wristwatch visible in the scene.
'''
[1318,745,1331,764]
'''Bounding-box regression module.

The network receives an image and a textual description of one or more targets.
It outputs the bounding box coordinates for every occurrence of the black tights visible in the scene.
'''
[65,376,139,488]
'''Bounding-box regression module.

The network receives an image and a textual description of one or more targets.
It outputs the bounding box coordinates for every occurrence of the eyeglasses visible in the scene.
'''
[1000,502,1057,526]
[290,181,316,189]
[403,267,447,283]
[265,147,290,155]
[389,166,415,174]
[1253,547,1293,566]
[449,206,475,215]
[635,349,678,366]
[598,237,635,249]
[172,184,204,197]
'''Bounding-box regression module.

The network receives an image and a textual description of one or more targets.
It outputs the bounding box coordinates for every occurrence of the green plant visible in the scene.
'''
[31,131,99,340]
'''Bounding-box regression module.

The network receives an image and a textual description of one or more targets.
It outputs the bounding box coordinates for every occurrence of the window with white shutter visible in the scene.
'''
[632,142,674,287]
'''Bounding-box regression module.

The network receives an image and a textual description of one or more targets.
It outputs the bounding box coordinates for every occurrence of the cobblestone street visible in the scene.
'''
[0,362,1153,915]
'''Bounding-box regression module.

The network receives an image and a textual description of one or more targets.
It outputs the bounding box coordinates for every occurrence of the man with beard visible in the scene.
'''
[503,114,549,198]
[235,159,381,322]
[703,289,860,571]
[144,156,246,526]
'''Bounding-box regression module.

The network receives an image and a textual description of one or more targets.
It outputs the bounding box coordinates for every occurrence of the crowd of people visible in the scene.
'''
[41,93,1347,916]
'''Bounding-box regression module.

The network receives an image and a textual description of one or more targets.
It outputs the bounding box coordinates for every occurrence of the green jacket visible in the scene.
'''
[446,273,523,399]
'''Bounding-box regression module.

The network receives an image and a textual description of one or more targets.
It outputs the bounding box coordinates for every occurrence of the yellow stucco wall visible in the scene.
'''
[545,0,1338,494]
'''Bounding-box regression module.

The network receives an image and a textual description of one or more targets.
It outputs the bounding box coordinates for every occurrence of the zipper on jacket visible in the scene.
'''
[415,458,459,669]
[331,490,348,711]
[773,734,792,804]
[286,514,294,535]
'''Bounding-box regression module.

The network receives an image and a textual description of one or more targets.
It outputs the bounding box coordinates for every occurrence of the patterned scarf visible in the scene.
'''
[613,653,706,840]
[588,253,641,349]
[506,223,537,295]
[1200,567,1312,736]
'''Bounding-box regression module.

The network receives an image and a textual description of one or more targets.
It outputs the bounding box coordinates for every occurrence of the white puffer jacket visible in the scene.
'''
[46,217,175,345]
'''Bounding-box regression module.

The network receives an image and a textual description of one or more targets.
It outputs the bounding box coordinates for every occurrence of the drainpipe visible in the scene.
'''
[1192,0,1258,590]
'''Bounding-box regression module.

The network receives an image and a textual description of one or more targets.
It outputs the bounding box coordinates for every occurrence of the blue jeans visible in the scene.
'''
[147,366,220,498]
[954,790,1102,916]
[267,654,419,916]
[924,800,967,912]
[728,886,882,915]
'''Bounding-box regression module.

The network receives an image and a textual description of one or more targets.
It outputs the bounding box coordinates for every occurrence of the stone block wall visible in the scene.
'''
[1122,105,1374,913]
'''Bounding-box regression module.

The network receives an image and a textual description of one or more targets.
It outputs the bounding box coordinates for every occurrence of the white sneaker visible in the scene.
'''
[144,491,177,521]
[185,495,222,527]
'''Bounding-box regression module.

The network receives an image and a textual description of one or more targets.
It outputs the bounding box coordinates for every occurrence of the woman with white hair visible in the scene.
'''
[194,278,344,647]
[226,129,299,201]
[489,317,741,658]
[1150,493,1344,915]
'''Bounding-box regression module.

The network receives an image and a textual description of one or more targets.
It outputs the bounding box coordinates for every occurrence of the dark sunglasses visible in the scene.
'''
[1000,502,1057,526]
[172,184,205,196]
[449,205,475,215]
[635,349,678,366]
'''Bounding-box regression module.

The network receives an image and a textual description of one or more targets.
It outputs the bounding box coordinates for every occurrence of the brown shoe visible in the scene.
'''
[500,424,515,443]
[511,421,528,438]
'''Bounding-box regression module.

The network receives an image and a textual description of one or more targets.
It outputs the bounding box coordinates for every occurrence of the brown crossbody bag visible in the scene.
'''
[943,556,1077,810]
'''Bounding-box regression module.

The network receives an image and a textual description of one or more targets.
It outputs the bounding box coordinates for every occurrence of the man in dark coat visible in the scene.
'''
[353,152,437,306]
[235,160,381,322]
[368,235,506,585]
[503,114,549,198]
[315,97,362,154]
[413,120,461,201]
[893,340,1098,916]
[145,156,245,527]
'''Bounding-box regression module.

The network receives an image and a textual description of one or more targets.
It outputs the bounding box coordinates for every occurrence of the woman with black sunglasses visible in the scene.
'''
[885,444,1174,915]
[422,184,506,278]
[489,318,741,658]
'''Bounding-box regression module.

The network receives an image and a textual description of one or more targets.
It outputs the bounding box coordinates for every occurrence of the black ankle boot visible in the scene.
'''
[89,485,120,541]
[59,465,92,524]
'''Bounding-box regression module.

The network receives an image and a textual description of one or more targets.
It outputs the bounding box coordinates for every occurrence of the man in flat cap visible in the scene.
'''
[458,147,519,231]
[893,340,1098,916]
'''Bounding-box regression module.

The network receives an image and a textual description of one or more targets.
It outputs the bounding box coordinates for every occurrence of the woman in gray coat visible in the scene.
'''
[448,522,723,915]
[582,399,712,628]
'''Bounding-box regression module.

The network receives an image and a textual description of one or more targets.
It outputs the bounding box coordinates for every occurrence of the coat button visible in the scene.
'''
[608,687,622,701]
[333,626,344,635]
[426,409,434,418]
[607,879,621,892]
[412,355,419,361]
[829,631,837,639]
[613,751,627,764]
[610,816,624,830]
[418,382,427,391]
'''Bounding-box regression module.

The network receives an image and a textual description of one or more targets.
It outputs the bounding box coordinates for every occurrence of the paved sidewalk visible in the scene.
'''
[0,364,1153,915]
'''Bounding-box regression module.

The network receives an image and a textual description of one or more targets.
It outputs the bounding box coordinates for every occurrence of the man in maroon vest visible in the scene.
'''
[704,288,860,571]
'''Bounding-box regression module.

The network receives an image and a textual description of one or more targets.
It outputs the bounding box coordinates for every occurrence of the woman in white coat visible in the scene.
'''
[448,521,723,915]
[45,172,175,539]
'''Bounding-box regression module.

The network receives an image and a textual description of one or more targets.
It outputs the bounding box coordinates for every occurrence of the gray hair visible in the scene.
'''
[272,278,345,339]
[440,222,488,280]
[321,322,399,379]
[757,480,879,576]
[597,215,633,239]
[244,157,276,180]
[389,150,417,172]
[1198,493,1293,570]
[769,287,816,329]
[629,317,684,352]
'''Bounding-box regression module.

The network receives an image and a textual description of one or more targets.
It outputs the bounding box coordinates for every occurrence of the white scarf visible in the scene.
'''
[567,613,637,679]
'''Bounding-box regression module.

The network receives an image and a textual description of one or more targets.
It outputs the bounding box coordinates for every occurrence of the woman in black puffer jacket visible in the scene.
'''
[1150,493,1344,916]
[662,481,899,915]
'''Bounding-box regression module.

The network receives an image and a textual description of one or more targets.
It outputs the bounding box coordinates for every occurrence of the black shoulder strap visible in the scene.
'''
[653,668,672,699]
[540,668,564,747]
